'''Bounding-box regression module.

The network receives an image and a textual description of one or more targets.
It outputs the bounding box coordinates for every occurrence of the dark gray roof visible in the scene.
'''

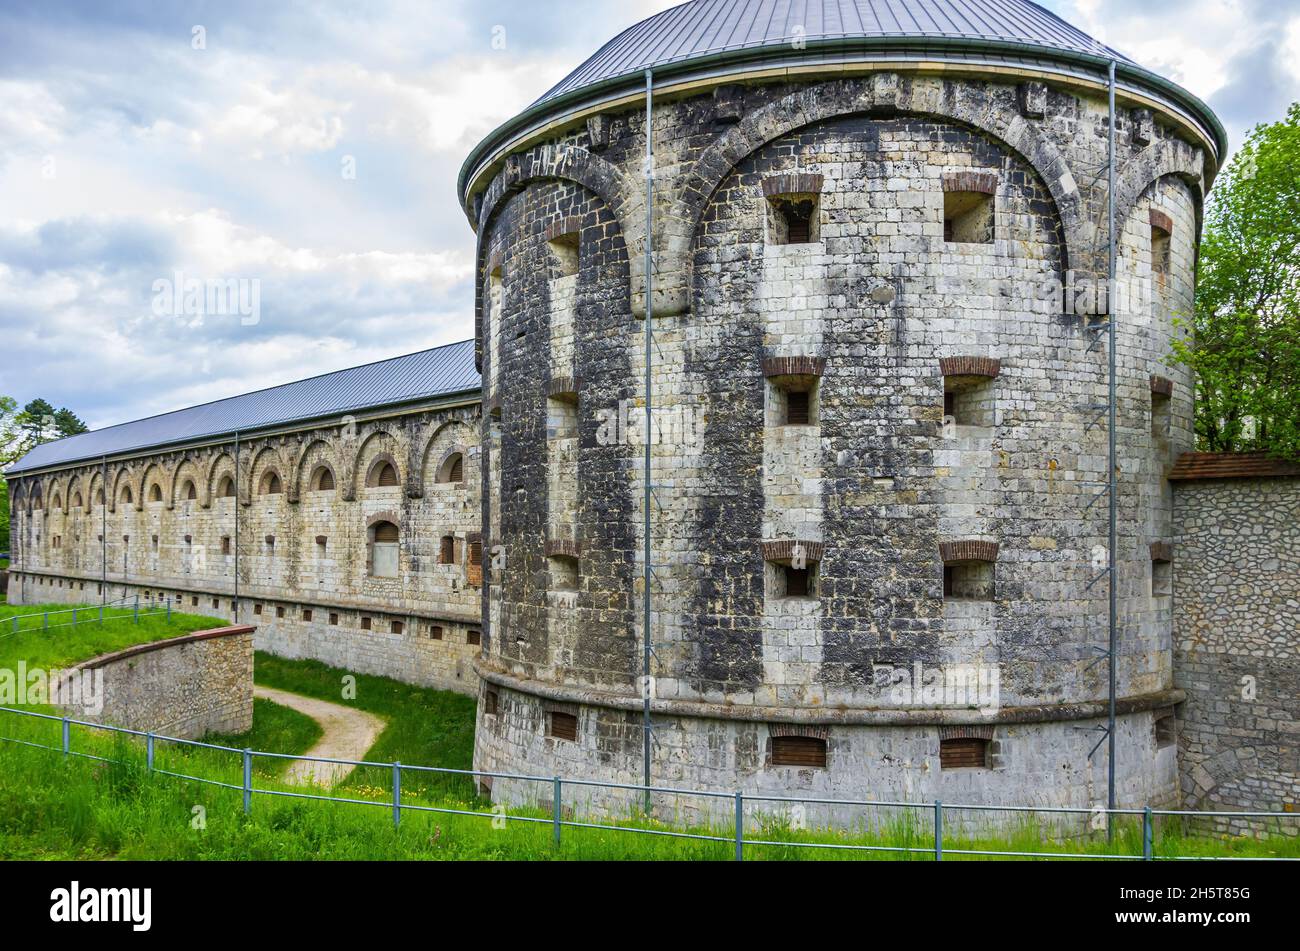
[7,340,480,475]
[535,0,1131,106]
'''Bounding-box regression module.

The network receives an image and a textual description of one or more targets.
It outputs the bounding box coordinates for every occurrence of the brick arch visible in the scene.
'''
[474,144,637,369]
[1114,139,1207,246]
[663,76,1086,313]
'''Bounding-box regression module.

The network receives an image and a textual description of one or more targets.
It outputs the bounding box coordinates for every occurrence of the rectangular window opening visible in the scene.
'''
[1152,559,1173,598]
[771,735,827,768]
[944,562,995,602]
[940,737,989,770]
[548,711,578,742]
[767,195,819,246]
[944,191,995,244]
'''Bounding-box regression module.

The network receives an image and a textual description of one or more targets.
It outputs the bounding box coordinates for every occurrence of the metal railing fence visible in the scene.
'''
[0,704,1295,861]
[1,593,177,637]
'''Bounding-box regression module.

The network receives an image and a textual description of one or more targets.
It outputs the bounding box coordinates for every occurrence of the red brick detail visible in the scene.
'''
[938,725,996,741]
[547,375,581,399]
[544,217,583,243]
[768,723,830,740]
[762,355,826,379]
[942,171,999,195]
[939,356,1001,379]
[761,539,824,564]
[939,540,999,564]
[761,173,824,197]
[1149,209,1174,235]
[1149,542,1174,563]
[1168,452,1300,481]
[544,538,581,558]
[1150,375,1174,397]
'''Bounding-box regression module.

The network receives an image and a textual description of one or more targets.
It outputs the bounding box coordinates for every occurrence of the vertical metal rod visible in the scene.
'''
[147,732,155,771]
[392,762,402,828]
[101,456,107,605]
[234,431,241,624]
[1107,58,1119,838]
[553,776,562,847]
[242,748,252,814]
[935,800,943,861]
[1143,806,1153,859]
[642,67,654,815]
[734,791,743,861]
[61,717,70,756]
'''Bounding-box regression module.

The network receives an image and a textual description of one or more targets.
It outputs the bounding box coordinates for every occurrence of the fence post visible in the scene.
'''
[166,598,171,621]
[61,717,70,756]
[242,749,252,815]
[392,762,402,829]
[734,791,744,862]
[934,800,943,861]
[1143,807,1153,860]
[553,777,562,847]
[147,733,155,771]
[43,612,48,631]
[133,595,139,625]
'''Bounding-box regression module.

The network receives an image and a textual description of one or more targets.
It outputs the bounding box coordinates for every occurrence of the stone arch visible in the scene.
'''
[206,452,236,508]
[421,420,476,489]
[172,458,203,506]
[364,452,403,490]
[137,463,167,510]
[662,76,1085,313]
[349,429,400,500]
[48,476,64,512]
[109,466,134,512]
[66,475,82,510]
[474,143,638,368]
[86,471,104,508]
[292,438,338,501]
[249,445,287,500]
[1115,139,1207,249]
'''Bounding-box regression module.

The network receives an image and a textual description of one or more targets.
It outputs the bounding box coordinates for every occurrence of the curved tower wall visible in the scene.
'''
[468,69,1209,822]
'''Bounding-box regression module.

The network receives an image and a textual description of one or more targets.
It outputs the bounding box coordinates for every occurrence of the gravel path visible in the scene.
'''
[254,685,387,787]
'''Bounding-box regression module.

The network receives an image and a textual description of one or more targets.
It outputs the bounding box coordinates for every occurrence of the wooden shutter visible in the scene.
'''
[467,538,483,586]
[940,737,988,769]
[466,628,481,646]
[787,390,810,425]
[440,536,455,564]
[771,735,826,768]
[549,712,578,741]
[484,690,498,716]
[786,211,811,244]
[317,468,335,490]
[373,522,399,543]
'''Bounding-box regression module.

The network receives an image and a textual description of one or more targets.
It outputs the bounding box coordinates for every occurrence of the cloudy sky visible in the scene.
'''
[2,0,1298,432]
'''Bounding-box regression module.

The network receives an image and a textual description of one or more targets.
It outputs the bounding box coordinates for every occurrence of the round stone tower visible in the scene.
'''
[459,0,1224,823]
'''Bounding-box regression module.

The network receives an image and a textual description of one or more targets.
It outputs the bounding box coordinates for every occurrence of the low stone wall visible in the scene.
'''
[59,625,255,740]
[1173,475,1300,834]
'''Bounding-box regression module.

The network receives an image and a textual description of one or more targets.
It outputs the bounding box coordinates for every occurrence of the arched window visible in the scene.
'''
[148,483,163,502]
[72,492,83,508]
[437,452,465,484]
[120,486,133,505]
[368,521,399,578]
[182,480,197,500]
[368,460,400,488]
[51,493,63,510]
[217,475,236,498]
[94,488,105,505]
[310,466,336,492]
[259,471,283,495]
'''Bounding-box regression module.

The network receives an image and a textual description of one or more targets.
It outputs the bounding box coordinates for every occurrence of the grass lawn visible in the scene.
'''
[0,602,225,671]
[0,606,1297,860]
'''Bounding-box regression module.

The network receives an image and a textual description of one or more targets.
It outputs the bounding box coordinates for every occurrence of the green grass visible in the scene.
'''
[0,602,225,671]
[0,609,1296,860]
[252,652,477,800]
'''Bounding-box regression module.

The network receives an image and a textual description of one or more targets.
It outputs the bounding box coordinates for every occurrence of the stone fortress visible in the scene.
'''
[6,0,1297,826]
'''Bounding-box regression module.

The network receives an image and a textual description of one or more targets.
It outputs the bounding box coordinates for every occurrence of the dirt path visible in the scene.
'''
[254,685,387,787]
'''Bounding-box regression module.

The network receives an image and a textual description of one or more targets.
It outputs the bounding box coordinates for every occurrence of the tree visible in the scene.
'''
[1173,102,1300,459]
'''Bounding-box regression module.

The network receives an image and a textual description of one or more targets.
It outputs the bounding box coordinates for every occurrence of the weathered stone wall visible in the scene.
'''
[471,69,1206,811]
[59,626,254,740]
[6,398,483,694]
[1173,477,1300,831]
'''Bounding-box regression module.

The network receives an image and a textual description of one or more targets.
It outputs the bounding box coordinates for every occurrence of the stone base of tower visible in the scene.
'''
[472,677,1181,835]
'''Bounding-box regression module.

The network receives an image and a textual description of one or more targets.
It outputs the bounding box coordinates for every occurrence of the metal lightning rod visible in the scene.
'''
[642,68,654,814]
[1107,59,1119,835]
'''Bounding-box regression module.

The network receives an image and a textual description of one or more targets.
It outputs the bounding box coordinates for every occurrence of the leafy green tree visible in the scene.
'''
[53,408,88,438]
[1173,102,1300,459]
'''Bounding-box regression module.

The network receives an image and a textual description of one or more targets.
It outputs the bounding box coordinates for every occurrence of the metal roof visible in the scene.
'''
[7,339,480,475]
[1168,452,1300,482]
[535,0,1131,106]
